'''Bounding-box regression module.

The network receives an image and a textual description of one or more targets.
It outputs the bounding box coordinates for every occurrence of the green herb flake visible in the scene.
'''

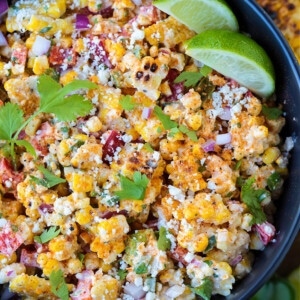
[203,260,213,266]
[178,124,198,142]
[234,159,242,171]
[134,262,148,274]
[49,269,69,300]
[200,65,212,77]
[39,26,52,34]
[267,172,281,191]
[78,253,85,265]
[153,106,177,130]
[30,166,66,188]
[191,277,213,300]
[143,143,154,152]
[262,105,282,120]
[204,235,216,254]
[114,171,149,200]
[117,269,128,280]
[34,226,61,244]
[174,71,203,87]
[241,178,267,225]
[157,226,171,251]
[119,95,137,111]
[11,225,19,232]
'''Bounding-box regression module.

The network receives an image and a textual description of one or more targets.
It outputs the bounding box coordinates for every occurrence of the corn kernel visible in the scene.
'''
[194,234,209,252]
[33,55,49,75]
[75,206,95,225]
[72,173,94,193]
[262,147,281,165]
[59,70,78,86]
[47,0,66,18]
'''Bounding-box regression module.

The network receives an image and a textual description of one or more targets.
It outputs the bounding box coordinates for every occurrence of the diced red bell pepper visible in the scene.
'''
[0,222,24,257]
[11,43,27,66]
[31,122,55,156]
[49,46,77,67]
[102,130,125,164]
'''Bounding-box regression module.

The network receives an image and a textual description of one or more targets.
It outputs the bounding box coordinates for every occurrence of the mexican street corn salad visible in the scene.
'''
[0,0,294,299]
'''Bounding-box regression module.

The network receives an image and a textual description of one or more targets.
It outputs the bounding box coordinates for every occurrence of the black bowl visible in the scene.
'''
[213,1,300,299]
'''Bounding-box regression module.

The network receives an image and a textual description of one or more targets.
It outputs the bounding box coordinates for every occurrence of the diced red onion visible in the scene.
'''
[99,210,128,219]
[6,270,14,277]
[142,107,152,119]
[123,283,146,299]
[230,254,243,266]
[0,1,8,17]
[100,6,114,18]
[165,285,185,298]
[219,106,231,120]
[202,139,215,152]
[0,31,7,46]
[255,221,276,245]
[32,36,51,56]
[38,203,54,215]
[76,14,90,30]
[216,133,231,145]
[131,0,142,5]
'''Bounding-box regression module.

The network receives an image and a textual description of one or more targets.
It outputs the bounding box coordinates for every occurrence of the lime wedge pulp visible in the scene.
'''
[185,29,275,98]
[153,0,239,33]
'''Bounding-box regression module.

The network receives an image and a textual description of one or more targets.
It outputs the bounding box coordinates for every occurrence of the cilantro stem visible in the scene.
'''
[13,111,40,141]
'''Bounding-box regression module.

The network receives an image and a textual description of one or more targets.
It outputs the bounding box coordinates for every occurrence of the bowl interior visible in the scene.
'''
[214,1,300,299]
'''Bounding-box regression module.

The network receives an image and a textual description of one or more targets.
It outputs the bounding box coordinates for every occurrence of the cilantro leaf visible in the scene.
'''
[178,124,198,142]
[0,102,24,140]
[114,171,149,200]
[15,140,36,158]
[191,277,213,300]
[200,65,212,77]
[262,105,282,120]
[49,269,69,300]
[38,75,96,121]
[30,166,66,188]
[34,226,61,244]
[267,172,281,191]
[175,72,203,87]
[153,106,177,130]
[143,143,154,152]
[134,262,148,274]
[120,95,137,111]
[117,269,128,280]
[157,226,171,251]
[241,178,267,225]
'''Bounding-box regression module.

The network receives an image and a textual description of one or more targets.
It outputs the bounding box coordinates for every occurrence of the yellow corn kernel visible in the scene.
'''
[58,139,71,157]
[166,163,174,174]
[194,234,209,253]
[74,134,89,142]
[25,33,38,49]
[47,0,66,18]
[99,260,113,273]
[218,262,233,275]
[59,70,78,86]
[262,147,281,165]
[26,57,35,68]
[91,275,119,300]
[55,18,74,35]
[72,173,94,193]
[25,15,53,33]
[33,55,49,75]
[37,254,63,276]
[75,205,95,225]
[0,252,17,268]
[74,38,86,53]
[85,116,102,132]
[0,61,7,78]
[65,258,82,275]
[94,215,129,242]
[185,113,202,131]
[84,252,101,270]
[9,274,52,298]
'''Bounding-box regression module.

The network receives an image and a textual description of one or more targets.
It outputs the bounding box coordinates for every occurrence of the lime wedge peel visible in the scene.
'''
[153,0,239,33]
[185,30,275,98]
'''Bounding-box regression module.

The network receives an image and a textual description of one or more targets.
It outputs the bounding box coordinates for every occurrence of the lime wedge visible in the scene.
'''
[153,0,238,33]
[185,29,275,98]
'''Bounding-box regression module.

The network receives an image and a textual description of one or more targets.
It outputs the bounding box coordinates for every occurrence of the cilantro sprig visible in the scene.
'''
[114,171,149,200]
[30,166,66,188]
[262,105,282,120]
[34,226,61,244]
[0,75,97,167]
[174,65,212,87]
[241,178,267,225]
[191,277,213,300]
[49,269,69,300]
[119,95,137,111]
[153,106,198,142]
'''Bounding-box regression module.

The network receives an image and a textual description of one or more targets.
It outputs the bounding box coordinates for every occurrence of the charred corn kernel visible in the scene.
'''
[94,215,129,242]
[46,0,66,18]
[91,275,119,299]
[37,254,63,276]
[65,258,82,275]
[75,206,95,225]
[9,274,52,298]
[49,235,78,261]
[80,231,92,244]
[185,113,202,131]
[194,234,209,252]
[159,81,172,96]
[86,116,102,132]
[33,55,49,75]
[72,173,94,193]
[59,70,78,86]
[262,147,281,164]
[84,252,101,270]
[126,127,140,141]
